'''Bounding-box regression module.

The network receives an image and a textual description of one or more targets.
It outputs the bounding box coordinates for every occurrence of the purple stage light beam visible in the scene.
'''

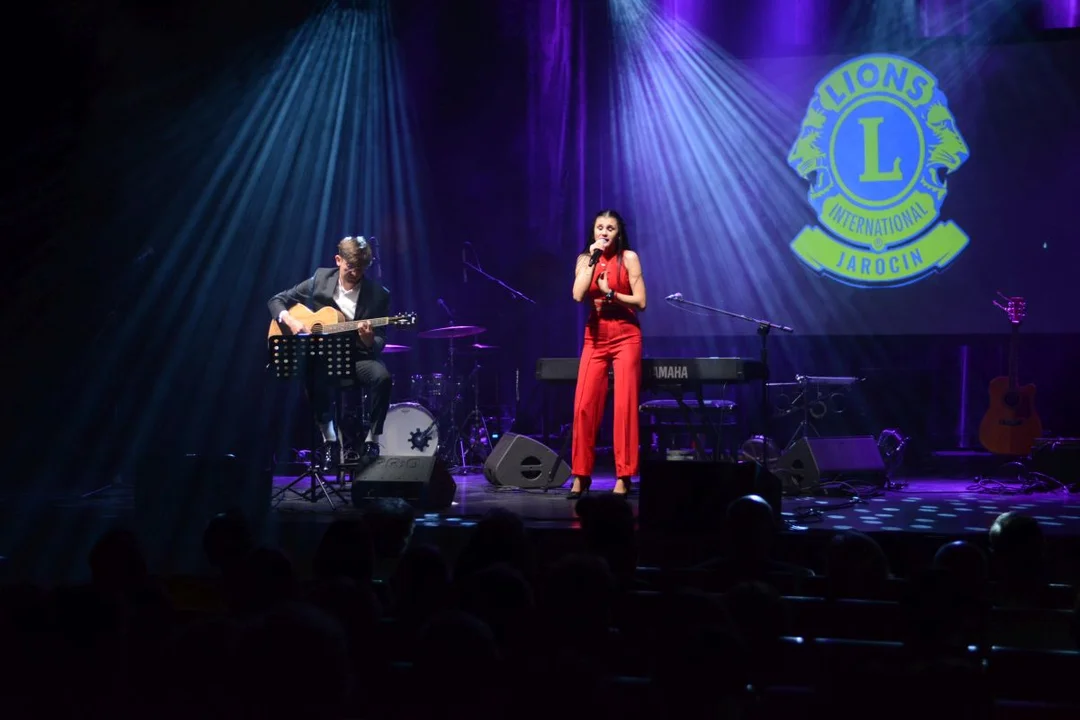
[1043,0,1080,28]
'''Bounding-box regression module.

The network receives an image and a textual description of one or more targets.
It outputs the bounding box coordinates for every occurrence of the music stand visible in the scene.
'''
[268,333,354,509]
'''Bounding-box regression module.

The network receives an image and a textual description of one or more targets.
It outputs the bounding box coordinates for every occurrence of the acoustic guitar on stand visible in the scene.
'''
[267,305,417,338]
[978,294,1042,456]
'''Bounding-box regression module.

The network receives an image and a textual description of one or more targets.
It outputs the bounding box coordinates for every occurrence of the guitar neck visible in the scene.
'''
[321,316,394,335]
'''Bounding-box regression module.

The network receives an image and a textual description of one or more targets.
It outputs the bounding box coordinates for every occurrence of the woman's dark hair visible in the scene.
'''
[582,210,631,256]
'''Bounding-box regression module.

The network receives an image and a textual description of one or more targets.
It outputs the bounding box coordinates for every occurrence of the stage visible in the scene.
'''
[269,471,1080,536]
[3,462,1079,588]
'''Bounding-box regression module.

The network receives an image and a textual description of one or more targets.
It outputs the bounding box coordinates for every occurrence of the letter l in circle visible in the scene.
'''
[857,117,901,182]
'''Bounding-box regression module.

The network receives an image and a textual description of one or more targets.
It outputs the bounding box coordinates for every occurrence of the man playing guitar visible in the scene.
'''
[268,236,392,469]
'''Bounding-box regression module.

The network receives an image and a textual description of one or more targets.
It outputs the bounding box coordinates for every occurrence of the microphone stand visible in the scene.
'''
[462,259,536,304]
[461,251,536,452]
[665,294,794,471]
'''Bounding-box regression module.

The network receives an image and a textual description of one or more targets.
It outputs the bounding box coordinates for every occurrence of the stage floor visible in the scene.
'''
[271,471,1080,536]
[3,470,1079,587]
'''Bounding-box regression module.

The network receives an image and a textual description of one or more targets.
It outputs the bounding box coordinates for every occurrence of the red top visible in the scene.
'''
[585,249,638,326]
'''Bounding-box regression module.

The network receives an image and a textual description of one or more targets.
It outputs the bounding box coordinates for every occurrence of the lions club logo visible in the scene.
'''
[787,54,970,287]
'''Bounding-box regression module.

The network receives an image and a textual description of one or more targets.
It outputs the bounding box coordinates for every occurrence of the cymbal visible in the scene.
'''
[383,344,411,354]
[466,343,500,351]
[417,324,486,339]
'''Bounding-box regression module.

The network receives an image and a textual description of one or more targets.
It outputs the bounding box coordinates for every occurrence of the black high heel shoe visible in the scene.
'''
[567,476,592,500]
[612,476,634,496]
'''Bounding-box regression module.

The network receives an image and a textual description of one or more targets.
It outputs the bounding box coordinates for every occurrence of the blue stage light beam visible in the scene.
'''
[13,2,430,576]
[607,0,839,342]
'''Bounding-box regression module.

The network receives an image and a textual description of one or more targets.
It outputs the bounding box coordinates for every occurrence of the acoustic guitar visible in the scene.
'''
[267,304,417,338]
[978,294,1042,456]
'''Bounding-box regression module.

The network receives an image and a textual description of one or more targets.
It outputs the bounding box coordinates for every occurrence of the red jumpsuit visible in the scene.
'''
[572,250,642,479]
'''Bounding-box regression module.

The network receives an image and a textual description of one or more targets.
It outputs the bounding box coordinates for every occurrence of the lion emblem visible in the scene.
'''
[786,54,971,288]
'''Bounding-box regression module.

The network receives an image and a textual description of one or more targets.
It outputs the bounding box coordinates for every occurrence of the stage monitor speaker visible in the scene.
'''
[350,455,457,509]
[778,436,886,493]
[639,460,783,534]
[483,433,571,490]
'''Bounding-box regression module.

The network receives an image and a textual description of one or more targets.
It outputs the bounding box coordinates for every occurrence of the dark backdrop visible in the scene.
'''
[4,0,1077,492]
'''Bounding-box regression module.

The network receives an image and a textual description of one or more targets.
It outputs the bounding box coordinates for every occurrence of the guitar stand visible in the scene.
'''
[268,333,353,510]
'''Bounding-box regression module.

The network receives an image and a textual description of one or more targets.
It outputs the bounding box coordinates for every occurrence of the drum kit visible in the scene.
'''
[342,322,503,473]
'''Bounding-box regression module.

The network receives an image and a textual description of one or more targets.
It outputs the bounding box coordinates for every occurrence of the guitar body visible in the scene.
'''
[978,376,1043,456]
[268,305,346,338]
[978,295,1042,456]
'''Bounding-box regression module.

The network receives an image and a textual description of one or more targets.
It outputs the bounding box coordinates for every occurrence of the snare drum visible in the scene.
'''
[379,402,440,457]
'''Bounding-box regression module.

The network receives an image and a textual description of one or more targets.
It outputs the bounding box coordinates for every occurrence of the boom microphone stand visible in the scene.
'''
[461,244,537,449]
[664,293,794,469]
[462,244,536,305]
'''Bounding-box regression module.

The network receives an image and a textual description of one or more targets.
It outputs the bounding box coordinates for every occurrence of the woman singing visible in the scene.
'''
[568,210,647,499]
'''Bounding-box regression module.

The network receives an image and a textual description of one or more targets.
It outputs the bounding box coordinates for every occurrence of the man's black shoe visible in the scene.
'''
[356,441,380,469]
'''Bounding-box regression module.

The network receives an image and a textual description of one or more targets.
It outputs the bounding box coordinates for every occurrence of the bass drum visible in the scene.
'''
[378,402,440,457]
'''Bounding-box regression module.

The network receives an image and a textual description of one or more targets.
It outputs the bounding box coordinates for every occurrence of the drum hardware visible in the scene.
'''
[383,344,411,354]
[416,320,489,472]
[448,362,494,473]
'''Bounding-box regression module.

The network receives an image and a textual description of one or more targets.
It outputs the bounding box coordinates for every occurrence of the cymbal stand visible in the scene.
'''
[437,336,467,469]
[453,363,491,473]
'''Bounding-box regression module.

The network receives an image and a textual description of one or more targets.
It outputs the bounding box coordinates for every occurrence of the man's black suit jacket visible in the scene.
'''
[268,267,390,357]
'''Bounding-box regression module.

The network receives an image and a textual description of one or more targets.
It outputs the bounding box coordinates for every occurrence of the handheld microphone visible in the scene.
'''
[589,249,602,267]
[665,292,684,302]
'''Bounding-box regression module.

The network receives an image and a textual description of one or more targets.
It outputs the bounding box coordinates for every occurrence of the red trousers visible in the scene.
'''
[572,318,642,478]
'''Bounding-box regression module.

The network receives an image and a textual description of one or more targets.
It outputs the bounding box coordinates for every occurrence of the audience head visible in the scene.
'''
[541,553,616,645]
[306,576,381,661]
[989,511,1043,558]
[312,518,374,585]
[721,581,789,652]
[653,624,748,716]
[358,497,416,560]
[723,494,777,563]
[235,603,351,719]
[825,530,890,599]
[575,493,637,583]
[933,540,989,597]
[202,509,254,572]
[391,543,451,623]
[988,511,1045,589]
[901,565,987,653]
[230,547,297,614]
[89,527,148,594]
[163,615,241,715]
[455,508,534,581]
[456,563,534,653]
[413,611,503,718]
